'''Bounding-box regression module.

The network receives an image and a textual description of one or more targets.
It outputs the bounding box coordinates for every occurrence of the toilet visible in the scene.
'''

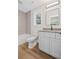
[26,35,38,49]
[18,34,38,48]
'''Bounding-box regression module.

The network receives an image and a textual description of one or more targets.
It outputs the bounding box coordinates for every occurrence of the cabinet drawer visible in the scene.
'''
[47,32,55,38]
[39,32,55,39]
[55,33,61,39]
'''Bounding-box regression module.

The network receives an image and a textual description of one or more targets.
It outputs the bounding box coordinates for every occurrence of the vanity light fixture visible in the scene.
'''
[47,1,59,8]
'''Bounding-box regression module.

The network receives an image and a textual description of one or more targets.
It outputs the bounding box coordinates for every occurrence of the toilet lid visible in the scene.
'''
[26,36,38,42]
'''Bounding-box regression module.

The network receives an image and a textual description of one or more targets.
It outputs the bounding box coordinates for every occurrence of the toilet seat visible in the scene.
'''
[26,35,38,49]
[26,36,37,42]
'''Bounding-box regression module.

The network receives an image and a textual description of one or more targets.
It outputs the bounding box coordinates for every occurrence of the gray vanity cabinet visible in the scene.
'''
[39,31,61,59]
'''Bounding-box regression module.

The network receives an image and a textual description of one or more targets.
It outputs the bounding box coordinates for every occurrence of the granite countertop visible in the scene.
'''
[39,28,61,34]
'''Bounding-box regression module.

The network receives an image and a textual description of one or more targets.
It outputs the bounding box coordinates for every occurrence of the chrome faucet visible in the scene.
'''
[50,24,53,30]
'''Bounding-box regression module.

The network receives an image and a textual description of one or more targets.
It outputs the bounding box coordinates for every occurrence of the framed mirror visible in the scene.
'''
[45,1,60,26]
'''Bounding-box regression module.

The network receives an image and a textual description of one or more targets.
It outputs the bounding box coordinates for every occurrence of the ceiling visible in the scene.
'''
[18,0,58,13]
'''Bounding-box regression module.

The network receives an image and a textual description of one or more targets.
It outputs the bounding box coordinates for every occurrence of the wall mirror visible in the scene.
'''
[45,1,60,26]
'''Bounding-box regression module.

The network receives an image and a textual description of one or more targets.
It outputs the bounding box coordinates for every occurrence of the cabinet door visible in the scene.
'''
[39,32,50,54]
[50,38,61,59]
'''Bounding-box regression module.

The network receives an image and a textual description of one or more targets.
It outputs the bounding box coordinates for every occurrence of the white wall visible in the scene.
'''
[31,5,46,35]
[31,4,61,35]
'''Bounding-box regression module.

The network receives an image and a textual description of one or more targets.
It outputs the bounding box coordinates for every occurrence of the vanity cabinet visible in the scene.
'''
[38,31,61,59]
